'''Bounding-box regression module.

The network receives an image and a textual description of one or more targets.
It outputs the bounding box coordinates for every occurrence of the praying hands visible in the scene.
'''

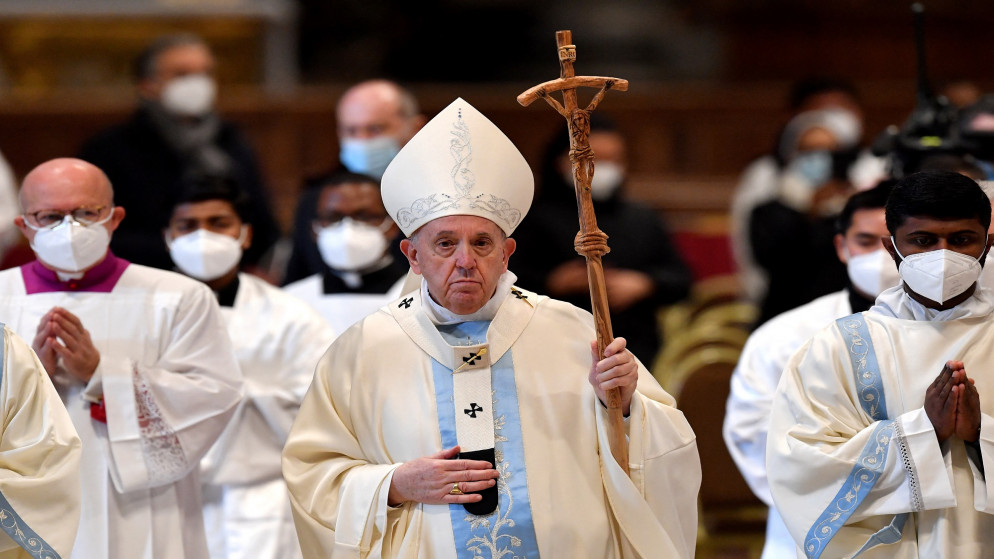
[32,306,100,383]
[925,360,981,444]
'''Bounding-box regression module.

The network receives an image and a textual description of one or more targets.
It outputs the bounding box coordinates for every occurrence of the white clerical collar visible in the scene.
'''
[55,270,85,281]
[870,282,994,321]
[422,271,517,325]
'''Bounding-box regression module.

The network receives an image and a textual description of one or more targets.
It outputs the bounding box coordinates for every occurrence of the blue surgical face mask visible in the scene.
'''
[339,136,401,180]
[788,150,833,187]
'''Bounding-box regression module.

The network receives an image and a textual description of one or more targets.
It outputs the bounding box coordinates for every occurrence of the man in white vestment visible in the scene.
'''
[163,174,336,559]
[282,99,701,559]
[0,325,81,559]
[283,172,407,334]
[284,80,426,284]
[0,158,243,558]
[724,181,897,559]
[768,170,994,558]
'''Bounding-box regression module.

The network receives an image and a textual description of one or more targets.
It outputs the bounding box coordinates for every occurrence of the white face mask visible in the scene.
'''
[339,136,401,180]
[590,162,625,201]
[892,237,986,304]
[28,213,113,272]
[845,247,902,297]
[167,228,244,281]
[161,74,217,117]
[315,218,389,271]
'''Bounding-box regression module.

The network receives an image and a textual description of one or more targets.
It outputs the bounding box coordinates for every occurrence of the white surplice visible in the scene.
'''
[0,325,81,559]
[282,274,701,559]
[201,273,336,559]
[282,273,406,335]
[0,263,243,559]
[768,285,994,558]
[724,289,851,559]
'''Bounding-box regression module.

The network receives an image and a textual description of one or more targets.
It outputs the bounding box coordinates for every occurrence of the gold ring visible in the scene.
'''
[449,483,463,495]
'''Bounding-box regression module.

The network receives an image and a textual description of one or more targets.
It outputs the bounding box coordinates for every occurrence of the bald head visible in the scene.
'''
[20,158,114,212]
[336,80,423,143]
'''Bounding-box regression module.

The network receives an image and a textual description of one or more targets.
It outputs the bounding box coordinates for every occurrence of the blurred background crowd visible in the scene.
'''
[2,1,994,556]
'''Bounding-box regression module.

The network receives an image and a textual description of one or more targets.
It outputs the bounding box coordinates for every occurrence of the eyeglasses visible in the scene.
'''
[23,206,113,230]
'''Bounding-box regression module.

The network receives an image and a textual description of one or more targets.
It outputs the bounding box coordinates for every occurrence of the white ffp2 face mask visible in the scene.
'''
[161,74,217,117]
[28,214,113,272]
[846,247,902,298]
[167,228,244,281]
[315,218,389,272]
[892,237,986,304]
[589,162,625,201]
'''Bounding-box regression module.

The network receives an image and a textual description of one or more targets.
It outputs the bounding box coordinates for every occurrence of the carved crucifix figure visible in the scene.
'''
[518,30,630,475]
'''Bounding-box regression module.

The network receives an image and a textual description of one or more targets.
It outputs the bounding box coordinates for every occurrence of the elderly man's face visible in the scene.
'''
[337,83,414,142]
[15,159,123,245]
[401,215,516,315]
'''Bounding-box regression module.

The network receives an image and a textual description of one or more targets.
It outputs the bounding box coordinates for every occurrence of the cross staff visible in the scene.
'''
[518,30,630,475]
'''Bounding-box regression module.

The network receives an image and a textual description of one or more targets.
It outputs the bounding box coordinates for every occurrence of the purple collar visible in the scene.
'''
[22,252,130,294]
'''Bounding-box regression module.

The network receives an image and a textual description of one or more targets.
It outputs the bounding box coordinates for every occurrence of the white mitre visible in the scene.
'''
[381,98,534,237]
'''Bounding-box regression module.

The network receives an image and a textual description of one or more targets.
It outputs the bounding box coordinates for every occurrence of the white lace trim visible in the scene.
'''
[894,422,922,511]
[133,369,188,484]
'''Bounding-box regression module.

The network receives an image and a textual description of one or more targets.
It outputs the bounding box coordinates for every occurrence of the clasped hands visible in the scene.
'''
[31,306,100,383]
[388,337,639,506]
[925,360,980,444]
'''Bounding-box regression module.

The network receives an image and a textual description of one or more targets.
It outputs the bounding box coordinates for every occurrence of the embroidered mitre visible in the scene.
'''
[381,98,534,236]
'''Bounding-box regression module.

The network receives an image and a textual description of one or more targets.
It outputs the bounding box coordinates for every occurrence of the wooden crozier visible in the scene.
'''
[517,30,630,475]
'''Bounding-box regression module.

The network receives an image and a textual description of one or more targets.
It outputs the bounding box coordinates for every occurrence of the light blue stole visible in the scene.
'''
[0,324,64,559]
[803,314,909,559]
[432,320,540,559]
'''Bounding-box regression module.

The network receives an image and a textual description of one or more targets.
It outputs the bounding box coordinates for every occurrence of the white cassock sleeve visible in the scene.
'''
[248,312,335,454]
[282,327,406,559]
[723,329,782,506]
[95,282,243,493]
[767,330,953,557]
[598,366,701,559]
[0,326,82,559]
[203,296,336,487]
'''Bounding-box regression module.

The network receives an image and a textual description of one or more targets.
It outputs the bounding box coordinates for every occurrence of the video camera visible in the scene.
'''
[870,3,992,178]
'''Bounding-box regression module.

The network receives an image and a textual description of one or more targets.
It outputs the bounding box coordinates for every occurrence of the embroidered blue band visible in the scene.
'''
[801,315,906,558]
[804,420,898,559]
[432,321,540,558]
[835,314,888,421]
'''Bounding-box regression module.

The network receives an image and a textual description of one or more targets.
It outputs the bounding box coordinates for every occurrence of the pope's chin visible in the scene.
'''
[444,287,488,314]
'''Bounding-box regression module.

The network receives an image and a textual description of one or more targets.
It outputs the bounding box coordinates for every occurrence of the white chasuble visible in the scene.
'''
[768,286,994,558]
[0,262,243,559]
[283,280,701,559]
[0,325,81,559]
[201,274,336,559]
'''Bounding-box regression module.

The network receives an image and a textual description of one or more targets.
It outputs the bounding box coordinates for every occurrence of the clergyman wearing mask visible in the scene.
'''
[283,80,426,285]
[777,108,863,217]
[78,33,280,274]
[283,172,409,334]
[511,115,693,362]
[724,180,899,559]
[163,173,334,559]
